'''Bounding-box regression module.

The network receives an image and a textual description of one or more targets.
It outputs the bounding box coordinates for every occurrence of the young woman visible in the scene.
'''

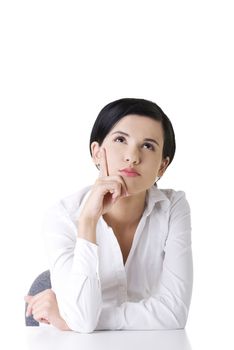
[25,98,193,333]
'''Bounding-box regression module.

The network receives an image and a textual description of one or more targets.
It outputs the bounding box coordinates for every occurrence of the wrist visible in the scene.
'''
[79,214,99,226]
[77,217,98,244]
[60,319,71,331]
[53,317,71,331]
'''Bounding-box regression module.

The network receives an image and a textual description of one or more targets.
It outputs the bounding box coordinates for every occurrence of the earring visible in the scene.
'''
[96,163,100,170]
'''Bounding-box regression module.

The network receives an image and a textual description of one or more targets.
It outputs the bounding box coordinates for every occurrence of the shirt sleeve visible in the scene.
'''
[43,202,102,333]
[96,191,193,330]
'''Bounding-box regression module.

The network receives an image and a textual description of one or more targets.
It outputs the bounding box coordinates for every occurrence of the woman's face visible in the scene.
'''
[92,114,170,195]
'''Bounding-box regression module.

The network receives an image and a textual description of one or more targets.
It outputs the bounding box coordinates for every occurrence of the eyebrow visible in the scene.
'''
[111,131,160,147]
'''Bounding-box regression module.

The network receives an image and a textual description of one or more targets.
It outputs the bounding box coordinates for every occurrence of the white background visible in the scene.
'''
[0,1,233,348]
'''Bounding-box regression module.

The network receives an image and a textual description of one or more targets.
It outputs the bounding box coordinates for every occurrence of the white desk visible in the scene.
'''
[25,326,192,350]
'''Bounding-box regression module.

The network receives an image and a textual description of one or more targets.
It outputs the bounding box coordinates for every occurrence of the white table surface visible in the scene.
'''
[24,325,192,350]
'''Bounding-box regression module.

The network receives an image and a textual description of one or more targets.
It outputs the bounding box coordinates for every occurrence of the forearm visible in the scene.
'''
[97,291,190,331]
[52,315,72,331]
[77,218,98,244]
[51,238,102,333]
[43,198,101,332]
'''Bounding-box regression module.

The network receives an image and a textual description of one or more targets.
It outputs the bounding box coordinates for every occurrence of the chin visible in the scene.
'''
[126,186,149,196]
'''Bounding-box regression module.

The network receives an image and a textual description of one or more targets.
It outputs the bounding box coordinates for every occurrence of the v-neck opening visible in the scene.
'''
[100,213,147,271]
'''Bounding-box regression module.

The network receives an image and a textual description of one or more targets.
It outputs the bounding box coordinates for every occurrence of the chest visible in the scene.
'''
[113,227,136,265]
[96,213,168,302]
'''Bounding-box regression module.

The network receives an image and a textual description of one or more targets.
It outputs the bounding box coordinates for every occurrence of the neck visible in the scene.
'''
[103,190,147,229]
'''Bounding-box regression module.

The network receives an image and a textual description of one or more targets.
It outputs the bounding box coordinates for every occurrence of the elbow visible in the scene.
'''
[65,317,98,333]
[174,318,187,330]
[163,317,187,331]
[63,307,101,334]
[74,324,96,334]
[161,303,189,330]
[81,327,96,334]
[58,289,102,333]
[169,308,188,330]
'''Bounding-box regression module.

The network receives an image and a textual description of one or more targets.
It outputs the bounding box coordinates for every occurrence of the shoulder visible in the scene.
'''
[159,188,185,200]
[159,188,191,232]
[44,185,92,223]
[161,188,190,210]
[42,185,92,244]
[149,186,190,214]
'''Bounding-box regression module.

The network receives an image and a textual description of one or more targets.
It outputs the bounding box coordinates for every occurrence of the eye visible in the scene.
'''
[143,143,155,151]
[114,136,126,143]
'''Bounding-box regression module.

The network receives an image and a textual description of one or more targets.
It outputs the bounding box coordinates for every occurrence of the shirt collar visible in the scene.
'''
[144,185,171,216]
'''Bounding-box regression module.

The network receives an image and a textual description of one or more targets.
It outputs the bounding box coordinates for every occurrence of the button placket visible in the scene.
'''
[110,230,128,303]
[101,218,127,303]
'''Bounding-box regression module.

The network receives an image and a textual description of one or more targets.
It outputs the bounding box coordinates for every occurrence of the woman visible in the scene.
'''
[25,98,193,333]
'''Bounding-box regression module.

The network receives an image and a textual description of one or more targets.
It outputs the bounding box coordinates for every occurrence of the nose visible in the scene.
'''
[124,147,141,165]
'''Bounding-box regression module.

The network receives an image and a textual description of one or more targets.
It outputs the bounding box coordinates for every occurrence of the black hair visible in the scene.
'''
[89,98,176,167]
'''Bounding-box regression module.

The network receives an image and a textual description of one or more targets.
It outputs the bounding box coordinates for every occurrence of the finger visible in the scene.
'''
[25,293,43,315]
[25,290,52,317]
[110,175,129,197]
[109,182,122,201]
[31,300,50,315]
[99,176,129,199]
[112,185,128,201]
[99,148,109,177]
[31,302,50,322]
[24,295,33,302]
[107,179,128,202]
[39,318,50,324]
[26,289,52,305]
[25,295,34,317]
[26,304,32,317]
[33,309,50,324]
[26,300,36,317]
[119,176,129,197]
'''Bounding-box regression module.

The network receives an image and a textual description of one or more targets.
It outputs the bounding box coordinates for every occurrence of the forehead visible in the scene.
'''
[109,114,164,141]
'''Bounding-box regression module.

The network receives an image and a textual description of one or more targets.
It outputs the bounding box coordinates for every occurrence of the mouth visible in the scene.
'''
[119,168,140,177]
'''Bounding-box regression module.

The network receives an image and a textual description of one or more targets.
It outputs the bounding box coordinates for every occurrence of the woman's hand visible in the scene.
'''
[79,148,129,223]
[25,289,70,331]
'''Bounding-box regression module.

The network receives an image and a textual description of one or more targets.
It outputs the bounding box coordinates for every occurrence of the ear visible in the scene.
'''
[158,156,170,177]
[90,141,101,165]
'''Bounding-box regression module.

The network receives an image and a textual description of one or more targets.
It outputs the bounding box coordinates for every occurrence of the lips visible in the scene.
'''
[119,167,140,176]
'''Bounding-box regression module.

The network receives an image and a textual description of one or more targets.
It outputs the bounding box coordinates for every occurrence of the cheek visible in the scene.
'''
[105,148,120,171]
[108,152,120,167]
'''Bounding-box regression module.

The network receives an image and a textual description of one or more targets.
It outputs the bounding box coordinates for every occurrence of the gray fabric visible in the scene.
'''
[25,270,51,326]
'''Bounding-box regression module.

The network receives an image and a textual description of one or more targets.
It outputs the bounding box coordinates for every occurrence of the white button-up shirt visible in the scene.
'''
[43,185,193,333]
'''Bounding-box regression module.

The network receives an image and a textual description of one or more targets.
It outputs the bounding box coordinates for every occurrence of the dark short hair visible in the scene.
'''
[89,98,176,166]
